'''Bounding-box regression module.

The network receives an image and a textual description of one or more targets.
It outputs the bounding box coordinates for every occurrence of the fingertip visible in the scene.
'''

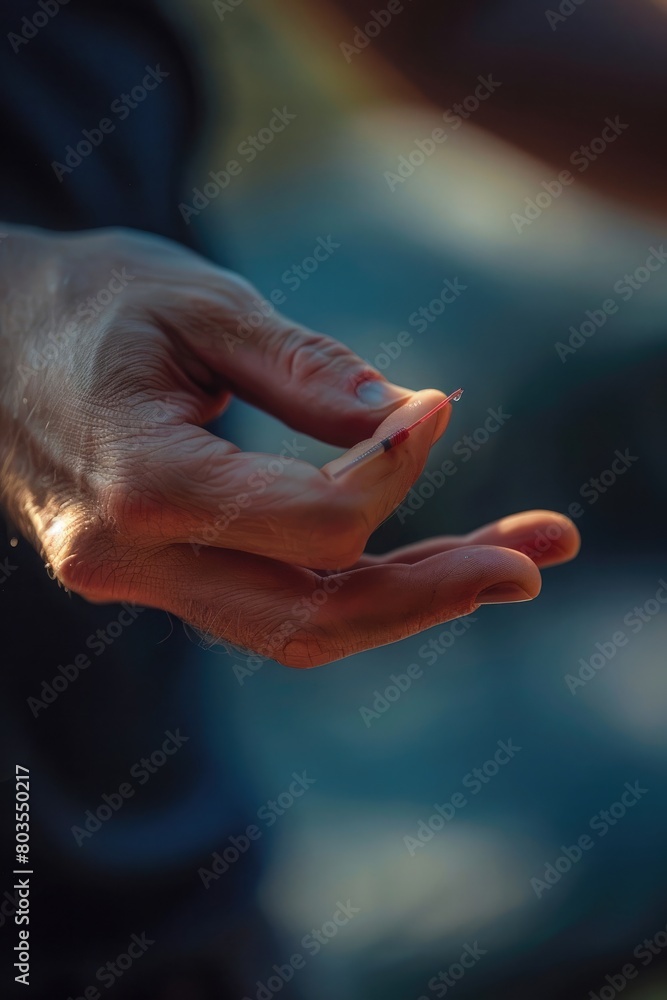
[323,388,451,482]
[430,397,453,445]
[456,544,543,605]
[393,388,452,443]
[492,510,582,567]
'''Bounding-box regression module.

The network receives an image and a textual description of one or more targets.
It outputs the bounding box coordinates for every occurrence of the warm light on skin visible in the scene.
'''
[24,493,92,586]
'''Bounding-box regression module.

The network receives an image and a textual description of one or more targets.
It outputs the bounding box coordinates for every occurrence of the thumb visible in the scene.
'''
[169,277,417,447]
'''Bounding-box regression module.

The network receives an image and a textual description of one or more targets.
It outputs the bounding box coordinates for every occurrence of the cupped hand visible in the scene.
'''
[0,226,580,667]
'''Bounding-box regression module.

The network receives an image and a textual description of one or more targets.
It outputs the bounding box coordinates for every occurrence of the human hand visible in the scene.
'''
[0,225,580,667]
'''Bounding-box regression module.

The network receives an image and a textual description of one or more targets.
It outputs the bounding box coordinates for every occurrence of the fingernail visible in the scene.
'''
[476,583,533,605]
[356,377,410,408]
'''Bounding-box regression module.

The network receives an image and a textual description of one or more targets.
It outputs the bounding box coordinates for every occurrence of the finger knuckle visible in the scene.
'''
[44,504,123,600]
[273,329,358,387]
[273,628,331,669]
[97,473,166,539]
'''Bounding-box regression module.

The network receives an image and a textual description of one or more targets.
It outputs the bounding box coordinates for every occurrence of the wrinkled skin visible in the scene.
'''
[0,226,580,667]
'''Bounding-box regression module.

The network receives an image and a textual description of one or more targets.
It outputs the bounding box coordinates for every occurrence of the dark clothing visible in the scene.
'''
[0,3,266,996]
[0,0,198,241]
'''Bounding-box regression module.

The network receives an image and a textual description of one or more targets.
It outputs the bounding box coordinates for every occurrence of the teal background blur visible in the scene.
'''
[177,1,667,996]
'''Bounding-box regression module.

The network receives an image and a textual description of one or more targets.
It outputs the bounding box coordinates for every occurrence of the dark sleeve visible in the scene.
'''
[0,0,203,245]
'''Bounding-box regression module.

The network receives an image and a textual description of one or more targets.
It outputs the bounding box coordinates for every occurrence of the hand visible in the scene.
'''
[0,225,580,667]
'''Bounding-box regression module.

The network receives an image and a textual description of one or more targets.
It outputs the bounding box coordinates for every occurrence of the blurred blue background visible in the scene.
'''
[184,1,667,996]
[2,1,666,998]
